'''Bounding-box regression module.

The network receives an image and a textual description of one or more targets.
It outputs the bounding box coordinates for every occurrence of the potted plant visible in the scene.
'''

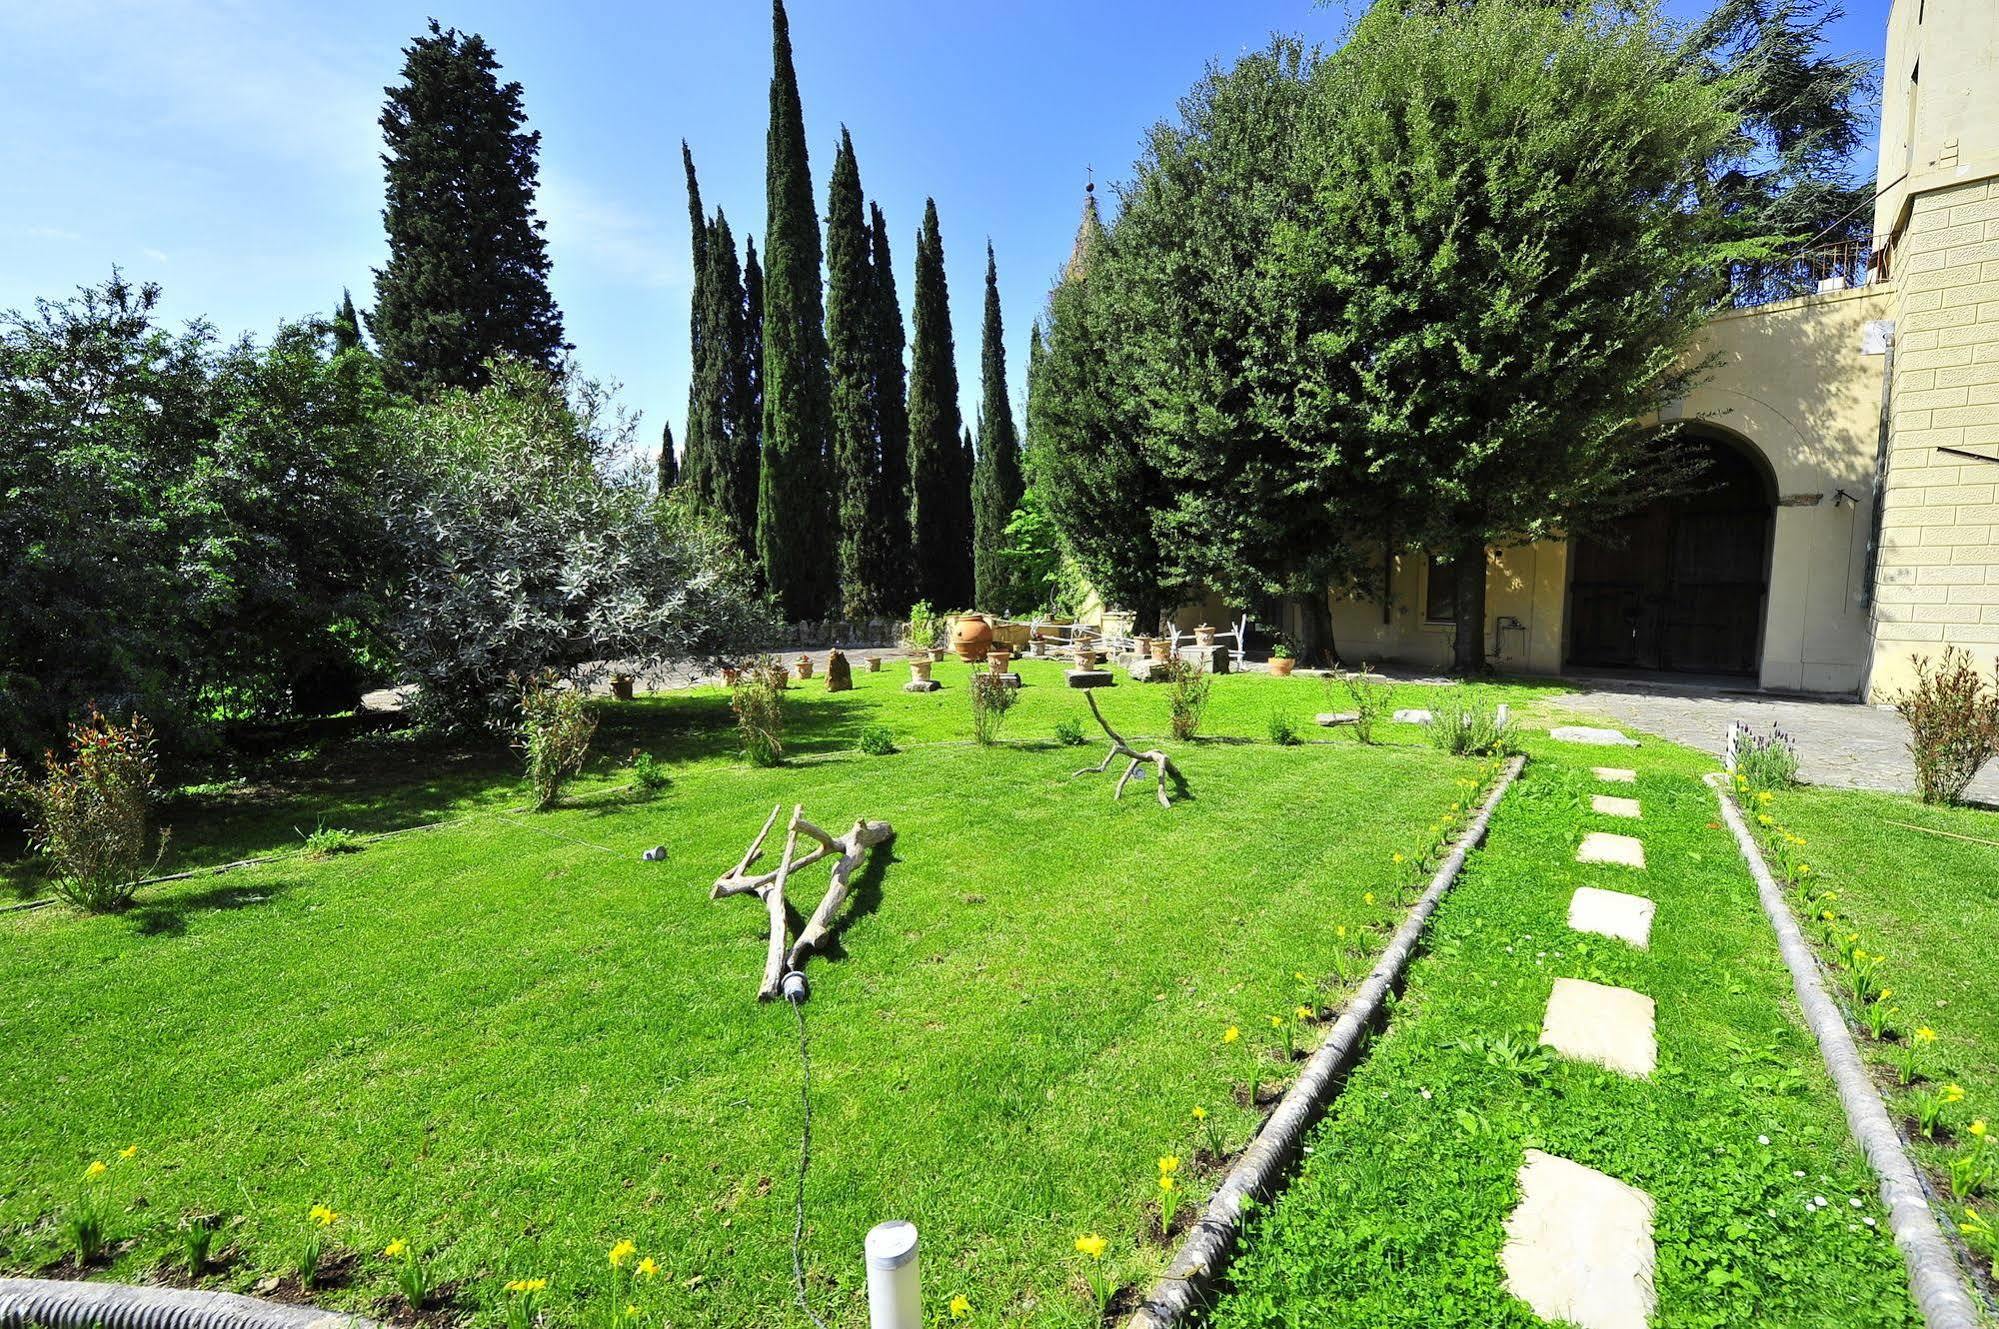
[796,653,814,681]
[1270,642,1296,677]
[866,655,883,673]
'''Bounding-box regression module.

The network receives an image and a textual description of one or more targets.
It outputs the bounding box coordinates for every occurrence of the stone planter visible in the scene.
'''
[1134,635,1154,661]
[951,612,995,662]
[1076,646,1100,671]
[796,654,814,680]
[909,657,934,683]
[988,649,1013,675]
[1149,639,1172,663]
[611,673,636,701]
[1194,624,1217,647]
[866,656,883,673]
[931,648,949,664]
[1271,657,1296,677]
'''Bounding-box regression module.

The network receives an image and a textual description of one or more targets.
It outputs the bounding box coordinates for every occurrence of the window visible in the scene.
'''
[1426,554,1457,624]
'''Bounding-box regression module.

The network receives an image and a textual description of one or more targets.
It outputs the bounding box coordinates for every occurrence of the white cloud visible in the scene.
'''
[143,247,169,263]
[540,173,688,291]
[25,225,82,241]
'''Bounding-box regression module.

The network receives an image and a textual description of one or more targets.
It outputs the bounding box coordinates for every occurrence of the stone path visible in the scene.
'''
[1551,681,1999,804]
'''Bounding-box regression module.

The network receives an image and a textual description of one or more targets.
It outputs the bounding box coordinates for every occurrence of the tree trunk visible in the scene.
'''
[1452,541,1489,676]
[1291,590,1339,668]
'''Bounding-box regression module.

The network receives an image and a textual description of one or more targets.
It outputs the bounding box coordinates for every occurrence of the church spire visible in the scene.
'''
[1064,175,1105,283]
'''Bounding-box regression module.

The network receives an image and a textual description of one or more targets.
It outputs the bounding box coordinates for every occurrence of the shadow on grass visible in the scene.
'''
[128,880,295,937]
[803,839,893,964]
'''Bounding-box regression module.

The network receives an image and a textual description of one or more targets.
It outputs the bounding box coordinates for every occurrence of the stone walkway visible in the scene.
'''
[1550,681,1999,804]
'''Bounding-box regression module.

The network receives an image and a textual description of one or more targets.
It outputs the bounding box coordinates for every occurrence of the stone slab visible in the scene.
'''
[1175,644,1232,674]
[1592,767,1637,783]
[1393,708,1434,724]
[1129,660,1169,682]
[1567,886,1655,949]
[901,680,942,693]
[980,673,1022,688]
[1591,794,1641,820]
[1064,669,1115,689]
[1501,1149,1657,1329]
[1315,712,1359,727]
[1577,832,1646,870]
[1551,725,1639,747]
[1540,977,1656,1078]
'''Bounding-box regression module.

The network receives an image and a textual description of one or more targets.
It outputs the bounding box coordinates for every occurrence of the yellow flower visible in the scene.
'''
[1268,1015,1283,1029]
[504,1278,548,1295]
[1335,925,1348,940]
[1917,1027,1937,1044]
[949,1294,972,1320]
[308,1204,339,1226]
[1879,987,1895,1001]
[1797,864,1812,876]
[1755,790,1774,804]
[1363,892,1376,906]
[624,1305,638,1318]
[1158,1155,1180,1175]
[1391,852,1406,865]
[1190,1105,1207,1121]
[1972,1120,1989,1139]
[608,1239,637,1269]
[1075,1233,1108,1260]
[1222,1026,1240,1045]
[1944,1084,1966,1103]
[383,1239,408,1259]
[637,1257,659,1279]
[1293,971,1307,983]
[118,1145,139,1160]
[85,1160,107,1178]
[1296,1006,1314,1022]
[1757,813,1773,826]
[1158,1174,1177,1193]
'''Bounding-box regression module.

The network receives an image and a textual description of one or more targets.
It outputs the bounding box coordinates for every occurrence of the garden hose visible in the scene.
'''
[784,975,832,1329]
[0,1278,378,1329]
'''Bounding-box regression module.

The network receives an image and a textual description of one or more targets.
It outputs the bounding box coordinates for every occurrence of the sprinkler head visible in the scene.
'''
[780,970,810,1005]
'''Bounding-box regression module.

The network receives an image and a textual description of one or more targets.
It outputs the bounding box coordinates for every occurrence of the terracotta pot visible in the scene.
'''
[988,650,1012,674]
[1075,647,1100,671]
[796,654,814,680]
[1194,624,1217,647]
[1134,635,1154,660]
[1149,639,1172,663]
[866,656,883,673]
[909,657,934,683]
[952,612,995,662]
[611,673,636,701]
[1270,657,1296,677]
[931,647,949,664]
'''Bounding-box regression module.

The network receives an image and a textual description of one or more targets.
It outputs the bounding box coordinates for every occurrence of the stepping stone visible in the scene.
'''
[1592,767,1637,783]
[1393,708,1434,724]
[1315,712,1359,727]
[1577,832,1645,869]
[901,680,942,693]
[1501,1149,1657,1329]
[1551,725,1638,747]
[1591,795,1641,819]
[1540,977,1656,1078]
[1064,669,1114,689]
[1567,886,1655,949]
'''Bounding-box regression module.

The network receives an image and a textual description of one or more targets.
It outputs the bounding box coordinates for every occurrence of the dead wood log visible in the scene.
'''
[1072,690,1183,809]
[787,819,895,967]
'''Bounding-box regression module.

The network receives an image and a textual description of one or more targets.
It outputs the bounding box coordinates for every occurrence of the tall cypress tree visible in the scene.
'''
[371,21,567,397]
[971,243,1025,611]
[741,235,765,485]
[825,128,884,616]
[331,289,364,354]
[907,198,970,608]
[756,0,837,620]
[658,420,679,492]
[700,212,759,563]
[868,204,915,615]
[958,425,977,592]
[680,142,712,501]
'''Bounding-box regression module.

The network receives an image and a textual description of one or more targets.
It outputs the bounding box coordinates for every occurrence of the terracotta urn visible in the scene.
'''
[866,656,883,673]
[1134,634,1154,660]
[1195,624,1217,647]
[1076,646,1100,671]
[611,673,636,701]
[1149,638,1172,663]
[988,649,1012,675]
[931,647,949,664]
[952,612,995,662]
[1270,657,1296,678]
[910,656,934,683]
[796,654,814,680]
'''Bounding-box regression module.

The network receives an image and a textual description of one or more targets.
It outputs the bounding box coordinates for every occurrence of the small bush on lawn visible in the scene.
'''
[902,599,944,653]
[1165,658,1212,741]
[970,673,1018,746]
[299,822,361,858]
[1267,712,1301,746]
[858,725,897,756]
[1333,665,1392,745]
[630,751,671,795]
[0,709,167,913]
[731,657,787,767]
[516,676,598,810]
[1733,723,1799,792]
[1427,696,1519,758]
[1054,717,1086,747]
[1893,647,1999,805]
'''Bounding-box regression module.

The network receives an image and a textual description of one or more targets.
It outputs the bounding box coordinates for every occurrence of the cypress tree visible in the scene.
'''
[658,419,679,492]
[826,128,898,617]
[331,289,364,354]
[756,0,837,620]
[971,243,1025,611]
[700,212,759,563]
[958,425,977,594]
[907,199,971,608]
[680,142,711,502]
[868,204,915,615]
[741,235,765,481]
[370,21,567,397]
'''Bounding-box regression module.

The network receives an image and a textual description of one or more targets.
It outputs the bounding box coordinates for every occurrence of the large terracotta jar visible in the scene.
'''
[952,612,995,662]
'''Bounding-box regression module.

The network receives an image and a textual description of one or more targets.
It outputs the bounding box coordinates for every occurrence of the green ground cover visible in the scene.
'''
[0,660,1520,1328]
[1214,735,1922,1328]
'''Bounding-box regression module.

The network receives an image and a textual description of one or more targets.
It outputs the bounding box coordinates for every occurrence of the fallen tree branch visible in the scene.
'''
[1073,691,1184,809]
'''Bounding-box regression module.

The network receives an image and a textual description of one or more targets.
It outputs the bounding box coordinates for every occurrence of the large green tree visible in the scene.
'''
[679,142,711,500]
[370,21,567,398]
[690,211,759,563]
[332,289,364,355]
[907,199,972,609]
[755,0,837,620]
[867,203,915,614]
[826,128,896,616]
[657,419,678,492]
[972,243,1026,612]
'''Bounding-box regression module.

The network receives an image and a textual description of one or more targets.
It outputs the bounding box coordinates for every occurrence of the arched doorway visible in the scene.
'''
[1567,431,1775,676]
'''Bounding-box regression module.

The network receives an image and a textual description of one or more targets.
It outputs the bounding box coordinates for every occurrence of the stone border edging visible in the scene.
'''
[1124,753,1528,1329]
[1706,773,1983,1329]
[0,1277,380,1329]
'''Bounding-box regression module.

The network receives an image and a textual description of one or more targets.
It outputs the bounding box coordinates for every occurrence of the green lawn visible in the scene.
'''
[1214,735,1922,1328]
[0,660,1516,1328]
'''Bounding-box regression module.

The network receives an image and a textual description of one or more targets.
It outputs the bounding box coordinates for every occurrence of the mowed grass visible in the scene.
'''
[0,661,1501,1327]
[1214,735,1921,1328]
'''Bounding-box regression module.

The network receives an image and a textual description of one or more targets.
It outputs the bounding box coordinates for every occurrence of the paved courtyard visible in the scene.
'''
[1550,679,1999,805]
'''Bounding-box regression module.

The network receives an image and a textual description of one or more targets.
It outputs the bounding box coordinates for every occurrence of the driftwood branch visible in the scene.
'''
[1073,691,1183,809]
[787,820,895,967]
[710,805,896,1001]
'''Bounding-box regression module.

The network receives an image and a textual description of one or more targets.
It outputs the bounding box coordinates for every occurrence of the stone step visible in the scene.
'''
[1567,886,1655,949]
[1540,977,1656,1078]
[1591,794,1642,820]
[1551,726,1638,747]
[1501,1149,1658,1329]
[1577,831,1646,869]
[1592,767,1638,783]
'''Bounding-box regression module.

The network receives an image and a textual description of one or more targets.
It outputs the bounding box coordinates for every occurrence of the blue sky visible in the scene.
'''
[1,0,1891,460]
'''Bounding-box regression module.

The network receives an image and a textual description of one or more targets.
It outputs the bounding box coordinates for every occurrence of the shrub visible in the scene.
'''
[902,600,943,653]
[1267,712,1301,746]
[0,710,166,913]
[858,725,897,756]
[515,676,598,810]
[1732,724,1799,793]
[1893,647,1999,805]
[1334,665,1393,745]
[1270,639,1294,661]
[1055,717,1086,747]
[731,657,787,767]
[970,673,1019,746]
[299,823,361,858]
[630,751,672,794]
[1427,696,1519,758]
[1165,658,1213,741]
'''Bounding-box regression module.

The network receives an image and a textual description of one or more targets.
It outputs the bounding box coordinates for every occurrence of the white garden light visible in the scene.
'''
[863,1220,920,1329]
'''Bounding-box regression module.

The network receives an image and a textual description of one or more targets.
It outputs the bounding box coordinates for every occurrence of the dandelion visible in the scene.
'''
[504,1278,548,1294]
[1296,1005,1314,1022]
[1223,1026,1240,1044]
[608,1239,637,1269]
[85,1161,107,1178]
[1190,1106,1206,1121]
[1755,790,1774,804]
[308,1204,339,1226]
[950,1294,972,1320]
[383,1239,408,1259]
[1974,1120,1990,1139]
[1363,892,1375,906]
[624,1305,637,1318]
[1075,1233,1108,1260]
[118,1145,138,1160]
[637,1257,660,1279]
[1917,1027,1938,1044]
[1757,813,1773,826]
[1391,852,1405,865]
[1268,1015,1283,1029]
[1335,925,1348,940]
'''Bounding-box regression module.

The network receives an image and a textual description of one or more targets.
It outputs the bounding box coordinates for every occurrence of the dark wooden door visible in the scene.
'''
[1568,439,1770,675]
